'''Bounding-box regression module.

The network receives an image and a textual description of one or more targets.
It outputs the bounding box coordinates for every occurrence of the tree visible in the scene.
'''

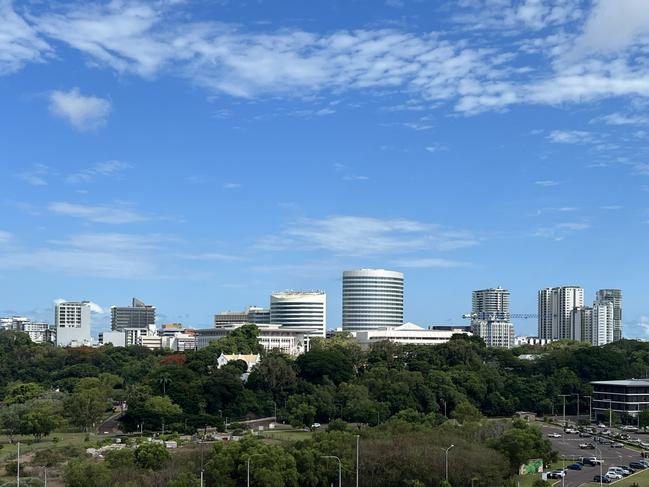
[489,420,556,472]
[168,473,201,487]
[4,382,44,405]
[450,401,483,424]
[0,403,26,443]
[143,396,182,433]
[22,399,62,440]
[134,442,171,470]
[64,384,111,431]
[64,459,112,487]
[104,448,136,469]
[639,409,649,428]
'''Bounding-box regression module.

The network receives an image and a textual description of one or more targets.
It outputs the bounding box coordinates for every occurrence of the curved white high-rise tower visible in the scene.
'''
[270,291,326,337]
[342,269,404,331]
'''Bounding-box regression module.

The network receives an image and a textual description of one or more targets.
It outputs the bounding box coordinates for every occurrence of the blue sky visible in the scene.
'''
[1,0,649,337]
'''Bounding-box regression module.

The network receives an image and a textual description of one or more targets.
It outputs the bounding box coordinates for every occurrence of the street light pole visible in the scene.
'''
[604,399,613,427]
[16,441,20,487]
[595,445,603,487]
[572,393,580,425]
[441,444,455,483]
[584,396,592,423]
[322,456,342,487]
[559,395,569,426]
[356,435,360,487]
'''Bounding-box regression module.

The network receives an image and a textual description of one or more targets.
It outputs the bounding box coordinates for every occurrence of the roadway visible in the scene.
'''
[540,424,642,487]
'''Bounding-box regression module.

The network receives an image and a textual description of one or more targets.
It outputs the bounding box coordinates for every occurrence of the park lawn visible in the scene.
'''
[514,473,543,487]
[0,432,99,462]
[259,430,314,443]
[582,467,649,486]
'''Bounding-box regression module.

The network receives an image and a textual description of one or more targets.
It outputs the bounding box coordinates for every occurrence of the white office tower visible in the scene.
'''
[592,300,614,346]
[270,291,326,337]
[570,306,593,343]
[596,289,622,341]
[342,269,404,332]
[55,301,92,347]
[470,287,514,348]
[538,286,584,340]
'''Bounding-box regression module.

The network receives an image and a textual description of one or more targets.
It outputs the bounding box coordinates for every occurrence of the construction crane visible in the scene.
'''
[462,313,537,320]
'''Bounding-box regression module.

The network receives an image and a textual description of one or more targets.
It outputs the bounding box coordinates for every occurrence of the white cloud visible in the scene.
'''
[66,161,131,184]
[425,143,448,153]
[48,201,148,224]
[0,231,12,243]
[259,215,478,256]
[342,174,369,181]
[223,182,241,189]
[592,113,649,126]
[535,222,590,240]
[49,87,111,130]
[17,163,50,186]
[573,0,649,55]
[179,252,244,262]
[392,257,470,268]
[0,0,50,75]
[534,180,562,187]
[547,130,595,144]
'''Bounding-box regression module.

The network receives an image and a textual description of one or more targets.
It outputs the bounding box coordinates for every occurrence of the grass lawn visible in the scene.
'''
[0,432,100,462]
[582,466,649,486]
[259,430,313,443]
[514,473,543,487]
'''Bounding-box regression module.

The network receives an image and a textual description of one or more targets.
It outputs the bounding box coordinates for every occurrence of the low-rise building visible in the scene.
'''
[591,379,649,420]
[195,324,308,356]
[0,317,55,344]
[354,322,471,348]
[217,353,261,371]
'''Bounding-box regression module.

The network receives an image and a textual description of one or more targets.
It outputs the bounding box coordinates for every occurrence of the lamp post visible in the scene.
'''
[604,399,613,427]
[356,435,360,487]
[584,395,593,423]
[441,399,447,418]
[247,453,264,487]
[594,445,604,487]
[322,455,342,487]
[559,395,570,426]
[572,393,580,425]
[441,444,455,483]
[16,441,20,487]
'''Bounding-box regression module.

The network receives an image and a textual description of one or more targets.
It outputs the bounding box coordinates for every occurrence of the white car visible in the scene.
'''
[311,422,321,429]
[598,423,607,428]
[565,428,578,434]
[606,471,623,480]
[548,432,562,438]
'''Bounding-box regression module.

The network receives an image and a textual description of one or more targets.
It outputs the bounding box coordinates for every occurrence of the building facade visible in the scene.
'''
[55,301,92,347]
[0,316,54,344]
[270,291,326,337]
[195,324,308,356]
[471,320,515,348]
[591,379,649,419]
[596,289,623,341]
[571,306,593,343]
[111,298,156,331]
[592,300,614,346]
[214,306,271,328]
[354,322,471,347]
[342,269,404,332]
[538,286,584,340]
[472,287,510,321]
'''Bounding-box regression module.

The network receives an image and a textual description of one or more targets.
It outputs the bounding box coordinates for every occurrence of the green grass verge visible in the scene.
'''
[582,466,649,486]
[0,432,99,462]
[258,430,313,443]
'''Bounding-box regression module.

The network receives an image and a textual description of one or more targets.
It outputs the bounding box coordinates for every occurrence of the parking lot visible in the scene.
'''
[540,424,642,487]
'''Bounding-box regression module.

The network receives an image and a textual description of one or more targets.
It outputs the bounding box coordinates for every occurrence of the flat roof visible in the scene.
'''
[591,379,649,387]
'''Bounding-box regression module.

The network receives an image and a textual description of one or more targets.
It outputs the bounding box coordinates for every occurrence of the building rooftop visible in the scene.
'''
[591,379,649,387]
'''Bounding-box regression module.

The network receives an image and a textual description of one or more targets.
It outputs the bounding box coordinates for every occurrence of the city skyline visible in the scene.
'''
[2,0,648,337]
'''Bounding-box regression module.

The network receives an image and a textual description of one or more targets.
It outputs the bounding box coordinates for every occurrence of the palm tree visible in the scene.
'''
[157,374,172,395]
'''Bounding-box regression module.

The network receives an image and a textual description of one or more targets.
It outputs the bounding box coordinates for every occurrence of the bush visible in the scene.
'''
[5,461,17,476]
[134,442,171,470]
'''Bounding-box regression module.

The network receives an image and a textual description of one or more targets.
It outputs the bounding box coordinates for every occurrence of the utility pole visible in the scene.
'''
[322,456,342,487]
[356,435,360,487]
[559,395,569,426]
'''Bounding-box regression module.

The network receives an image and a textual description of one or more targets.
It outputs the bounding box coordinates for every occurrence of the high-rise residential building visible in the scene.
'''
[270,291,326,337]
[471,320,515,348]
[55,301,92,347]
[593,300,614,346]
[596,289,622,341]
[538,286,584,340]
[0,316,54,344]
[472,287,510,321]
[111,298,156,331]
[470,288,514,348]
[342,269,404,332]
[571,306,593,343]
[214,306,271,328]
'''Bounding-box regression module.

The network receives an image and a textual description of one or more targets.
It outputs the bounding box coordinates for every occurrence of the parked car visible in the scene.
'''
[580,432,593,438]
[593,475,611,483]
[565,428,579,434]
[609,466,630,477]
[548,432,562,438]
[637,459,649,468]
[311,423,321,429]
[598,423,607,428]
[605,471,623,480]
[580,443,596,449]
[567,464,583,470]
[615,465,634,474]
[629,461,647,470]
[622,426,639,432]
[610,442,624,448]
[587,457,604,465]
[548,470,566,479]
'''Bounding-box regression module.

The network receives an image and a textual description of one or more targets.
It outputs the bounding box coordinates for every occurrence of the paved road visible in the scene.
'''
[540,424,642,487]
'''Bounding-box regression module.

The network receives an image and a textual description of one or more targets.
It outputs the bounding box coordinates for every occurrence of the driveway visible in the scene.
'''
[539,424,642,487]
